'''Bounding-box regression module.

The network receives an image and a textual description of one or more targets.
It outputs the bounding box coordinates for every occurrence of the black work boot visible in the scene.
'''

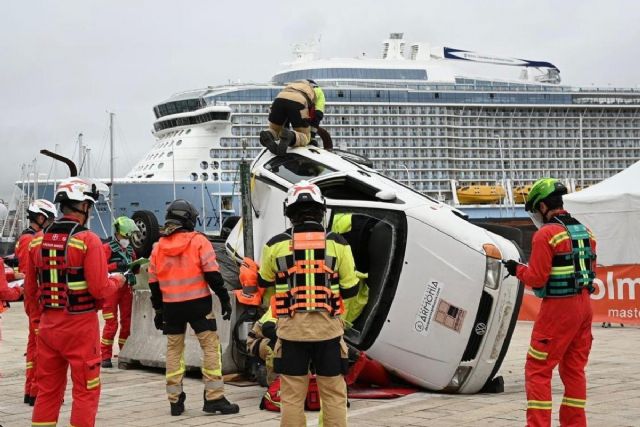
[170,392,186,416]
[29,395,36,407]
[259,130,279,155]
[202,395,240,414]
[101,359,113,368]
[277,129,295,155]
[24,394,30,404]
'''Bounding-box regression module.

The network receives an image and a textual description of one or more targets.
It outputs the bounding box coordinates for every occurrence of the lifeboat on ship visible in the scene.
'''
[513,185,532,204]
[456,185,506,204]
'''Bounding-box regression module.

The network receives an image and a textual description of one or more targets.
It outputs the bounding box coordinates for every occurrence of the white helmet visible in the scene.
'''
[54,177,101,205]
[283,180,325,217]
[27,199,58,220]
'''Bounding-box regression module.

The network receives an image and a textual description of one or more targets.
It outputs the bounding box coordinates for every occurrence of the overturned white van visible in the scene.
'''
[225,146,524,394]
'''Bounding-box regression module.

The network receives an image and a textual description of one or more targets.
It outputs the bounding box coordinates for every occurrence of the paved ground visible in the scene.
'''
[0,303,638,426]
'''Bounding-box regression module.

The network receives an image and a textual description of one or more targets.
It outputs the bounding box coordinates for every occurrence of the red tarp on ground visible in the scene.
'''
[518,264,640,324]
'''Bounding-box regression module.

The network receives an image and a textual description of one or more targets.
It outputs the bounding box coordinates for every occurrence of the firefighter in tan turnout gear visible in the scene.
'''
[258,180,359,427]
[148,199,240,416]
[259,79,325,155]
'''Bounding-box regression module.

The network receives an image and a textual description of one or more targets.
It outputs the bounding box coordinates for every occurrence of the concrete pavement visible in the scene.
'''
[0,303,638,426]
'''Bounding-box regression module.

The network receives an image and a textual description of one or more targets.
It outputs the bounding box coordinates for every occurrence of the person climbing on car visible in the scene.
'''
[100,216,140,368]
[148,199,240,416]
[24,177,126,427]
[504,178,596,427]
[257,180,359,427]
[15,199,57,406]
[260,79,325,155]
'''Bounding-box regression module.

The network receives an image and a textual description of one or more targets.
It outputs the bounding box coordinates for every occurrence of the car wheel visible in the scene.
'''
[220,215,240,241]
[131,210,160,258]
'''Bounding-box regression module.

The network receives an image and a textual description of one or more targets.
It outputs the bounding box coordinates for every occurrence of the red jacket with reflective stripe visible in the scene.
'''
[24,216,120,317]
[516,211,597,290]
[16,230,35,274]
[149,231,219,303]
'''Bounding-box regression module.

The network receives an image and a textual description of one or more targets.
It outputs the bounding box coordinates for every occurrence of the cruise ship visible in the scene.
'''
[15,33,640,239]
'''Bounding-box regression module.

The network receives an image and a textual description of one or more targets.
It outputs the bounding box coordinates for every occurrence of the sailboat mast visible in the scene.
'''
[109,112,115,216]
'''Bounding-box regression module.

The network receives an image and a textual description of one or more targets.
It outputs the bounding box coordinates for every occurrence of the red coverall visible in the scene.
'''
[16,228,40,400]
[24,216,121,427]
[0,258,23,339]
[516,210,596,427]
[100,240,135,360]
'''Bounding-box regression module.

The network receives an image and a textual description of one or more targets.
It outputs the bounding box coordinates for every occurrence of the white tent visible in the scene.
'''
[563,160,640,265]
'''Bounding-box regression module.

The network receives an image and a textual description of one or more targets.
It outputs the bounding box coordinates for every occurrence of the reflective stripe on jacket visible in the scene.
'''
[149,231,218,303]
[517,211,597,297]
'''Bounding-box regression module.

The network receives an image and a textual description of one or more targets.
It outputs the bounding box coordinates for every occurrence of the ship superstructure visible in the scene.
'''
[129,33,640,214]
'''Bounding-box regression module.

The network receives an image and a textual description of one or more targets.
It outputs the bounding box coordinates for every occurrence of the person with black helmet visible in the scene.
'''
[504,178,597,427]
[260,79,325,155]
[148,199,239,416]
[24,177,126,427]
[15,199,57,406]
[258,180,358,427]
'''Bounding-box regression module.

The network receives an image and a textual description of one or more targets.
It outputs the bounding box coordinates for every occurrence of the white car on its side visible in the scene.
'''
[226,146,524,393]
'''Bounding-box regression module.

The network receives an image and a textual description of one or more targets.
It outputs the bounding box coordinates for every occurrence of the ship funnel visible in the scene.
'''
[382,33,406,60]
[410,43,431,61]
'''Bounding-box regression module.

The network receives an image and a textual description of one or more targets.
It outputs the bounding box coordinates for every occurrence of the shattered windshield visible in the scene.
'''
[264,153,336,183]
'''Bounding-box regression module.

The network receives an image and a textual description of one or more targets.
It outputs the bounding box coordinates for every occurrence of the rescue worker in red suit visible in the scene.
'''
[148,199,240,416]
[100,216,140,368]
[504,178,596,427]
[15,199,57,406]
[24,177,126,427]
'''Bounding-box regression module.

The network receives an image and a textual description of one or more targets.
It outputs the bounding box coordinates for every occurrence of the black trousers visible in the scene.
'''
[274,337,349,377]
[163,296,216,335]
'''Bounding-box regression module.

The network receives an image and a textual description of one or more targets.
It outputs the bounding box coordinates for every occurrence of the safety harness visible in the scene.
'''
[38,221,96,313]
[107,238,135,284]
[536,214,596,298]
[271,228,343,317]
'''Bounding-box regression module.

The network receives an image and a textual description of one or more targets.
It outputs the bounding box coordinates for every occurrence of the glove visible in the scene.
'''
[154,310,164,330]
[116,260,129,271]
[110,273,126,288]
[504,260,520,277]
[221,300,232,321]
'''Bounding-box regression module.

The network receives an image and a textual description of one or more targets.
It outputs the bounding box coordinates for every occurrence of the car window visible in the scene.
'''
[264,153,336,183]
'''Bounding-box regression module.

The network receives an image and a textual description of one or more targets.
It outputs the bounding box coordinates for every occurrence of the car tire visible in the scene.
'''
[131,210,160,258]
[481,375,504,394]
[220,215,240,241]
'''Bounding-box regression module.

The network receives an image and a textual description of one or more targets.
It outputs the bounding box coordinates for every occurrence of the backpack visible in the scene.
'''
[259,375,321,412]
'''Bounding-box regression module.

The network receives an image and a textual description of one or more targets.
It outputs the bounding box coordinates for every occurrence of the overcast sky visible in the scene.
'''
[1,0,639,200]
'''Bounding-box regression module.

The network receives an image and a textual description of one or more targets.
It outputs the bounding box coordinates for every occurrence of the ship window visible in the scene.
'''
[200,161,209,170]
[210,149,217,158]
[264,153,336,183]
[211,161,220,169]
[201,173,209,181]
[186,129,192,134]
[158,163,164,169]
[212,173,219,181]
[176,140,183,146]
[190,173,198,181]
[167,151,173,157]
